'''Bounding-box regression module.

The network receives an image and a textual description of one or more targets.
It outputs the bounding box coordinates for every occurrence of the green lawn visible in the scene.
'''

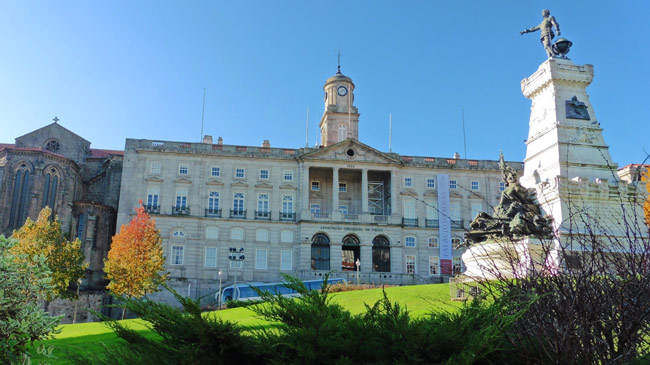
[31,283,458,364]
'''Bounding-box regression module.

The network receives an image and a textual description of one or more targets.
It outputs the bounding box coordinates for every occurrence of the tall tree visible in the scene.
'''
[0,235,60,364]
[104,201,167,317]
[11,207,87,302]
[643,169,650,227]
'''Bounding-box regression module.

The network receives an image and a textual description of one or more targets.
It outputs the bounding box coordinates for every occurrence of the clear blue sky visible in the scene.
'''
[1,1,649,166]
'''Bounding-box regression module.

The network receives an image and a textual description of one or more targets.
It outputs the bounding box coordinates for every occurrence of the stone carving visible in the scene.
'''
[520,9,561,58]
[566,96,590,120]
[464,152,553,246]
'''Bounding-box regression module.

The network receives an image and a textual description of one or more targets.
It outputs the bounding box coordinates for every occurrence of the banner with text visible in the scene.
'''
[437,174,453,275]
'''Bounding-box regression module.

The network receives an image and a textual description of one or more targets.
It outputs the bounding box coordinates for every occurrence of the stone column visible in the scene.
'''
[390,170,397,217]
[332,167,339,214]
[361,168,369,213]
[301,164,310,218]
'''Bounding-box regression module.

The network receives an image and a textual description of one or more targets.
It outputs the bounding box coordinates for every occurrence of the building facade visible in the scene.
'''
[0,122,123,291]
[117,69,522,303]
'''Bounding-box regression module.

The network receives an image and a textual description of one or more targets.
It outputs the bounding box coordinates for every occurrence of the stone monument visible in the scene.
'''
[458,13,645,283]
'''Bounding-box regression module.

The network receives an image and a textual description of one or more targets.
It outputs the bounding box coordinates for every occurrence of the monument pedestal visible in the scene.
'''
[461,238,550,281]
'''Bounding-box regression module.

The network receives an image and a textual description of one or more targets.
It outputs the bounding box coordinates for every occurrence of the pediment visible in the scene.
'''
[206,178,224,186]
[231,181,249,188]
[145,176,164,183]
[279,182,297,189]
[173,177,192,184]
[255,182,273,189]
[301,139,401,165]
[423,190,437,197]
[400,189,418,197]
[450,191,463,199]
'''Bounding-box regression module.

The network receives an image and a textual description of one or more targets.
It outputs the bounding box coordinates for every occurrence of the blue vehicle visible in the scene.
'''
[216,277,347,302]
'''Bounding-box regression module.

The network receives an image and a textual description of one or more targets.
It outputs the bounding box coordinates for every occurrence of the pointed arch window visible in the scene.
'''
[42,168,59,209]
[9,164,32,229]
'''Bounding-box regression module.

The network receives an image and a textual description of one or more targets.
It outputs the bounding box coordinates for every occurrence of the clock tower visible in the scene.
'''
[320,66,359,146]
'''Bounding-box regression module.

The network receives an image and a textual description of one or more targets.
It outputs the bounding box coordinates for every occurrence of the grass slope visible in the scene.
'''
[31,283,458,364]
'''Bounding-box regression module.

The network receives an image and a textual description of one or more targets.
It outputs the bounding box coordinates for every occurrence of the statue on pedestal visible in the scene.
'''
[463,152,553,246]
[520,9,562,58]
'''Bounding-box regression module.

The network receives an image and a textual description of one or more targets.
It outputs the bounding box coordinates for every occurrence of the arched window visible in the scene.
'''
[172,229,185,237]
[311,233,330,270]
[9,163,32,229]
[372,236,391,272]
[338,125,347,142]
[42,167,59,209]
[341,234,360,271]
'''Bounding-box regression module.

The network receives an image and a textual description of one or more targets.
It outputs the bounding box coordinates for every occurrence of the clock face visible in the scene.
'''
[337,86,348,96]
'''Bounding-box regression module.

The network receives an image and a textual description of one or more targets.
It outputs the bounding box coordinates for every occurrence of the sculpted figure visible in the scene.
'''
[463,153,553,246]
[520,9,561,58]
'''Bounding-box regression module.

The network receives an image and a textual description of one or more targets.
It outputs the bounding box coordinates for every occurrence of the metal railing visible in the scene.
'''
[171,205,190,216]
[255,210,271,220]
[425,219,439,227]
[280,212,296,221]
[230,209,246,219]
[205,208,221,218]
[402,218,418,227]
[313,212,330,219]
[373,215,389,223]
[451,219,464,228]
[144,205,160,214]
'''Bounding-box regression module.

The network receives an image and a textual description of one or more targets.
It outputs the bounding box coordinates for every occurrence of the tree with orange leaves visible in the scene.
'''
[104,201,167,318]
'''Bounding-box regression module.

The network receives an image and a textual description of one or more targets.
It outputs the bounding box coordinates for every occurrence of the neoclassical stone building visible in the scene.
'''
[117,69,522,303]
[0,121,123,290]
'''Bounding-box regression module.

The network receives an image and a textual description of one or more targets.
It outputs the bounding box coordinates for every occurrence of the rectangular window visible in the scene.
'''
[283,170,293,181]
[150,162,161,174]
[211,166,220,177]
[405,236,416,247]
[280,250,292,271]
[233,192,245,212]
[428,237,439,248]
[425,201,438,219]
[339,205,348,214]
[171,245,184,265]
[403,199,416,219]
[339,182,347,192]
[205,247,217,268]
[235,168,245,178]
[208,191,220,211]
[282,195,294,213]
[453,257,463,274]
[257,194,269,213]
[471,203,482,220]
[406,255,416,274]
[471,181,480,190]
[147,187,160,208]
[255,249,268,270]
[449,180,457,189]
[499,182,506,191]
[426,178,435,189]
[259,169,269,180]
[450,203,461,221]
[229,260,243,269]
[404,177,413,187]
[310,204,321,213]
[179,164,189,175]
[311,181,320,191]
[175,189,188,208]
[429,256,439,275]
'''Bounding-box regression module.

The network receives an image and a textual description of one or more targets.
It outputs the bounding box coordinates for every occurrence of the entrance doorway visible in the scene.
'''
[341,234,360,271]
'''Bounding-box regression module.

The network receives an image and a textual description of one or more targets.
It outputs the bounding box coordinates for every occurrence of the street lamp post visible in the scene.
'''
[228,247,245,300]
[218,270,223,308]
[355,258,361,285]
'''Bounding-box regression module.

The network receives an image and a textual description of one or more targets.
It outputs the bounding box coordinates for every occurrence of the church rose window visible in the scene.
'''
[45,140,60,152]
